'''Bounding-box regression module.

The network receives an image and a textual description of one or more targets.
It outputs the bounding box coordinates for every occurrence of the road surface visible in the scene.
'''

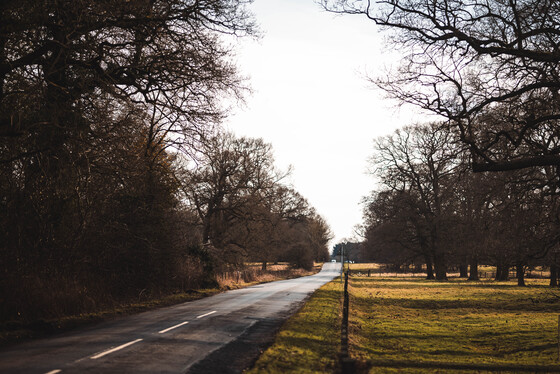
[0,262,341,373]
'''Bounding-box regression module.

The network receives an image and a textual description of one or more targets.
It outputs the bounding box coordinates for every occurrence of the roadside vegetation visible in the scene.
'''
[0,1,332,338]
[217,262,323,290]
[0,262,322,346]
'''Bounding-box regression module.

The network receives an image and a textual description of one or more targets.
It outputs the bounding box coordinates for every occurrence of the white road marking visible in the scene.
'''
[90,339,143,360]
[196,310,217,319]
[158,321,189,334]
[45,370,62,374]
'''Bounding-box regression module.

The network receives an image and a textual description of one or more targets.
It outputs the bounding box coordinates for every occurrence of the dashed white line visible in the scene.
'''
[45,370,62,374]
[196,310,217,319]
[158,321,189,334]
[90,338,143,360]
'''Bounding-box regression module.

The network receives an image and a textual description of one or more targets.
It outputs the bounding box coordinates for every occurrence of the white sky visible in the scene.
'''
[224,0,422,246]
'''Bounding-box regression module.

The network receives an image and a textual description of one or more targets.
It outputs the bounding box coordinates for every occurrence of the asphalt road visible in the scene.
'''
[0,262,341,374]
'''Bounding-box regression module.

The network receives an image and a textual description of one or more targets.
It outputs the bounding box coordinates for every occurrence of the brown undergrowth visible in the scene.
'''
[1,262,322,347]
[217,262,321,289]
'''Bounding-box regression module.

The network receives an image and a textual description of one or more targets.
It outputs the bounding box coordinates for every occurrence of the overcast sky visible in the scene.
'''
[225,0,421,247]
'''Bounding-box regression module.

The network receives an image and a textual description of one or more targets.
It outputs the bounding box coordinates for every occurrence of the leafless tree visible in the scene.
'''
[178,133,285,246]
[0,0,256,323]
[369,123,464,279]
[322,0,560,173]
[177,132,331,270]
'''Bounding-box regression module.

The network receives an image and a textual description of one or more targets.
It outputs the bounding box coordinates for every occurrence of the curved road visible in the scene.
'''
[0,262,341,374]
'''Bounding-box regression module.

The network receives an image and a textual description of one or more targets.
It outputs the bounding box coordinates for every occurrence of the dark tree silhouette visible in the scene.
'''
[322,0,560,173]
[0,0,256,323]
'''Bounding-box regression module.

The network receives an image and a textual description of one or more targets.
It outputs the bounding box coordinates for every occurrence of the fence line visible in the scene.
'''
[340,270,356,373]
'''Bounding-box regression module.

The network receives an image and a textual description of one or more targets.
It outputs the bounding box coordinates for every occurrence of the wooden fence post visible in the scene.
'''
[340,271,355,373]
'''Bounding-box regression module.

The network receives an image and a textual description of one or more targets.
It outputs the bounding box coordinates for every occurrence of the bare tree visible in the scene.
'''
[0,0,256,323]
[177,132,331,270]
[370,123,464,279]
[322,0,560,173]
[178,133,285,247]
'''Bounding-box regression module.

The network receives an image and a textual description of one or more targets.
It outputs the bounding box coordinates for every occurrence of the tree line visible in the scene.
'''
[361,123,559,284]
[0,0,330,324]
[321,0,560,284]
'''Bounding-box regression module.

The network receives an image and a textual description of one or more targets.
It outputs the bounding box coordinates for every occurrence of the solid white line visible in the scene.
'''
[158,321,189,334]
[90,338,143,360]
[45,370,62,374]
[196,310,217,319]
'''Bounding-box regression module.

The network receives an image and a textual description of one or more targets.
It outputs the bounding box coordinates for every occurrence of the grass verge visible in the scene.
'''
[247,276,343,373]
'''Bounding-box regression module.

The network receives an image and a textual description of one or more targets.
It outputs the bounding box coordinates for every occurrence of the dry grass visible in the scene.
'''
[350,264,551,280]
[1,262,323,346]
[217,262,322,289]
[347,264,560,373]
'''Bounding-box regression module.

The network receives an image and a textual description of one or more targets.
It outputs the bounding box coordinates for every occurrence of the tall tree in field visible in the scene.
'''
[452,167,497,281]
[370,123,463,280]
[485,169,560,285]
[362,190,427,273]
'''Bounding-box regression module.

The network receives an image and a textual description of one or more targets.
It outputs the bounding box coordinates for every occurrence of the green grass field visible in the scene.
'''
[251,264,560,373]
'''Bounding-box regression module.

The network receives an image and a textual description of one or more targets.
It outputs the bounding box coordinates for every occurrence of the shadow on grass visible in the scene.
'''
[347,277,558,313]
[249,285,342,373]
[349,277,552,290]
[365,359,560,372]
[375,296,537,310]
[357,331,510,358]
[504,342,557,355]
[353,293,559,312]
[252,333,340,373]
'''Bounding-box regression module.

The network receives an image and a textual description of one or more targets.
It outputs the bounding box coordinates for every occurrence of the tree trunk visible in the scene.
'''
[425,254,435,280]
[261,261,267,270]
[459,261,468,278]
[433,253,448,281]
[516,263,525,286]
[550,263,558,287]
[202,216,211,244]
[495,264,509,281]
[468,256,479,281]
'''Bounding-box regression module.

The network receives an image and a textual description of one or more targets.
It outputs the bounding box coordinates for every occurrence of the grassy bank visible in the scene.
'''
[348,264,560,373]
[1,263,321,346]
[248,276,343,373]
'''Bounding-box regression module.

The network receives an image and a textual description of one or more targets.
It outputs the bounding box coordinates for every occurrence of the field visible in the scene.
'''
[251,264,560,373]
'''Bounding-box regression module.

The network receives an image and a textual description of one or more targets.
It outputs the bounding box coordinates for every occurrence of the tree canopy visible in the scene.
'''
[322,0,560,172]
[0,0,331,325]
